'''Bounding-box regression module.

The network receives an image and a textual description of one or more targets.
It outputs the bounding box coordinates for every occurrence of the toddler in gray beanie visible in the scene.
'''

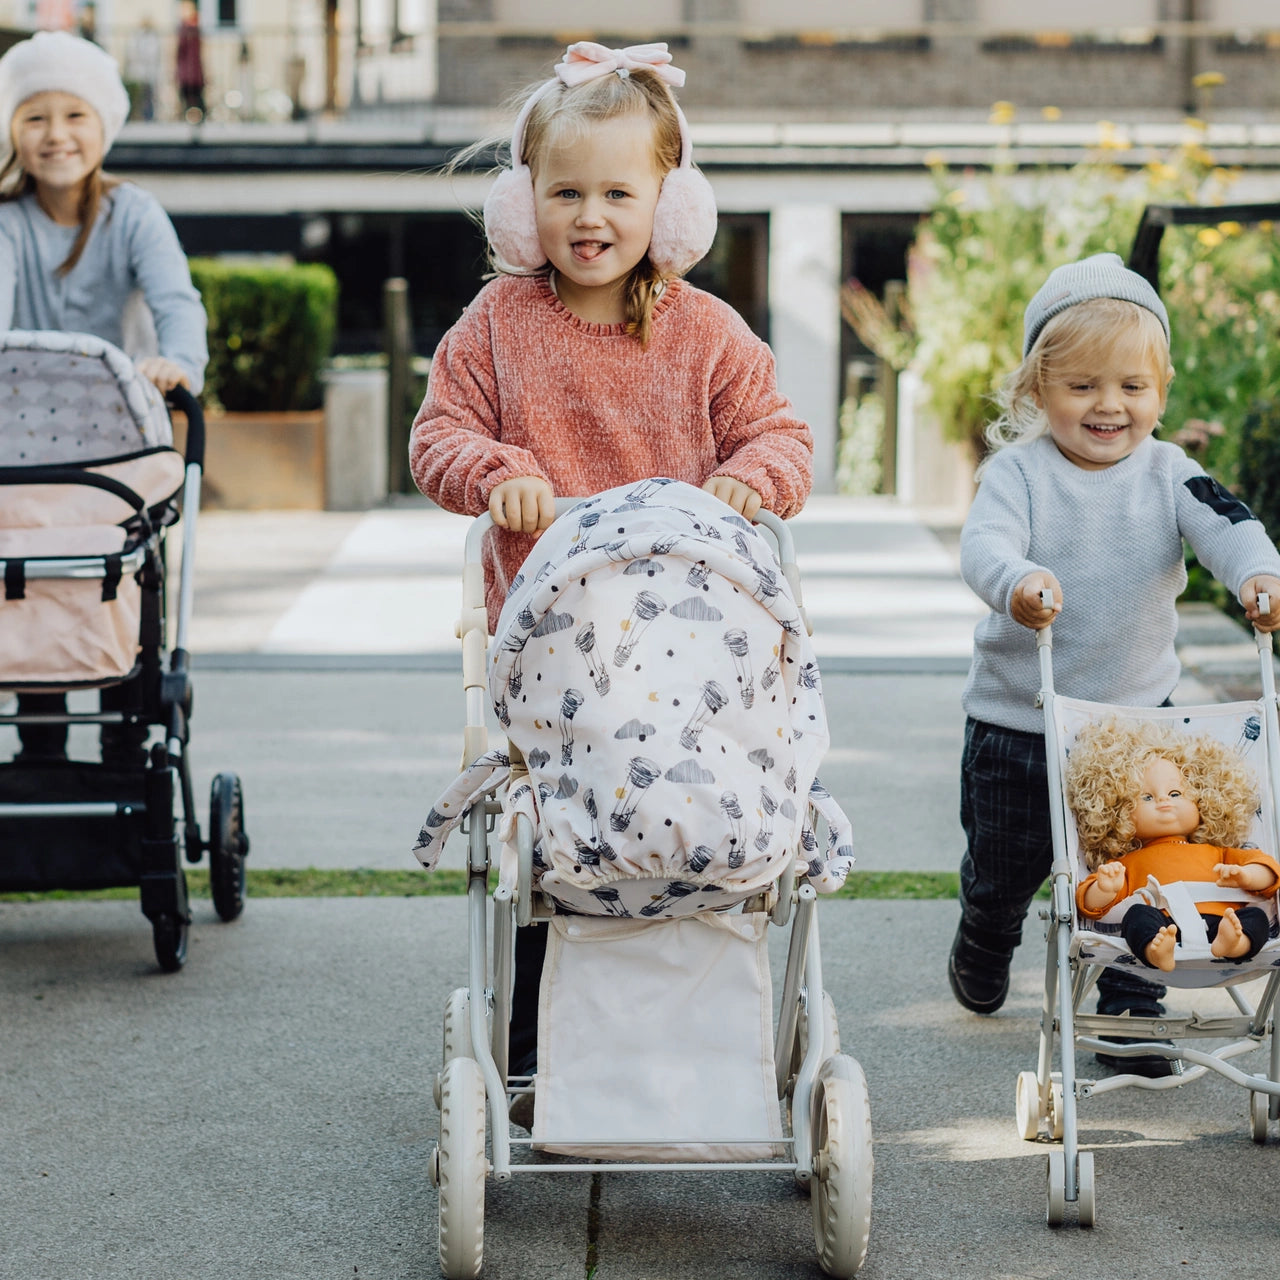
[1022,252,1170,356]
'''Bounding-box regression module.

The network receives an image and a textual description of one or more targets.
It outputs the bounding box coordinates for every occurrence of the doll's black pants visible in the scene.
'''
[1122,903,1270,965]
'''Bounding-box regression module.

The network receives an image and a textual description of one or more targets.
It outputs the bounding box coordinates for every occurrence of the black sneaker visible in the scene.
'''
[948,925,1012,1014]
[1094,995,1177,1077]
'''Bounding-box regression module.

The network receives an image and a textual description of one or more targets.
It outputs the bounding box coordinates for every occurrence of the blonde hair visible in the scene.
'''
[452,68,684,347]
[1065,717,1259,870]
[979,298,1174,471]
[0,152,116,277]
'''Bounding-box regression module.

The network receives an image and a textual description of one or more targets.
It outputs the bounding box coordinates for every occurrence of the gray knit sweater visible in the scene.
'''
[961,433,1280,733]
[0,184,207,392]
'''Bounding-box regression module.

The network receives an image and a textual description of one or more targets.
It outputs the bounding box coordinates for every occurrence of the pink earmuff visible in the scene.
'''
[482,81,717,278]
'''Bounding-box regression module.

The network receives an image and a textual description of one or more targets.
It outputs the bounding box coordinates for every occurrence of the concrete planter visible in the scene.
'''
[171,367,389,510]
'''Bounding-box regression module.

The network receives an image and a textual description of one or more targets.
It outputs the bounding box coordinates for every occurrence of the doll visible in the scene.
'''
[1066,718,1280,971]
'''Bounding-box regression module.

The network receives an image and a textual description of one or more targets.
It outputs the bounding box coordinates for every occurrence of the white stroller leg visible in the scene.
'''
[791,886,824,1182]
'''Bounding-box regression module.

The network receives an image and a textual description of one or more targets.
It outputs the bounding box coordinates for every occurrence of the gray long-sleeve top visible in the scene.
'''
[961,433,1280,734]
[0,183,207,393]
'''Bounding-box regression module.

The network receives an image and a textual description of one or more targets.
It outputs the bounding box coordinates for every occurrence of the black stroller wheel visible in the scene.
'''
[209,772,248,922]
[152,910,189,971]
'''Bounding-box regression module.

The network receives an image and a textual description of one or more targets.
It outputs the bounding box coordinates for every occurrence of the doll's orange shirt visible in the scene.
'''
[1077,837,1280,918]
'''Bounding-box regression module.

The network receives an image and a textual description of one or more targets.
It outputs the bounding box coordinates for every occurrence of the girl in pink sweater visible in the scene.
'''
[409,41,813,633]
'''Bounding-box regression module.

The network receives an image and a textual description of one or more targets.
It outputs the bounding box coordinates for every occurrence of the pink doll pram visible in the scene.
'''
[0,330,248,971]
[414,478,873,1279]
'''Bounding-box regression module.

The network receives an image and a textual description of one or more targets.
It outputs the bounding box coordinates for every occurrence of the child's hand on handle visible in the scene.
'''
[135,356,191,394]
[702,476,763,521]
[1240,576,1280,632]
[489,476,555,535]
[1010,571,1062,630]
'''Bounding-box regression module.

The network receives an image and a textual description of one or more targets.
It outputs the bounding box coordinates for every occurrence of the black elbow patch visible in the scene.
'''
[1184,474,1256,524]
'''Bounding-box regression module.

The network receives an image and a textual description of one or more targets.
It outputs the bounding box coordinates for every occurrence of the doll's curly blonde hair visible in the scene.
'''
[1065,717,1259,870]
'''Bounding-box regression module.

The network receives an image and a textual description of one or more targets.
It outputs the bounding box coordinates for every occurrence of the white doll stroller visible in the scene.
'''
[0,331,249,970]
[1015,592,1280,1225]
[414,479,873,1278]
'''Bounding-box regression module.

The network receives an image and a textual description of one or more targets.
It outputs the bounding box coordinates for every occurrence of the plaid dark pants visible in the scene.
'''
[959,716,1166,1007]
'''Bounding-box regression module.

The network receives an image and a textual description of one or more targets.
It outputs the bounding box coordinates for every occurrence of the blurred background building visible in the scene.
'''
[2,1,1278,490]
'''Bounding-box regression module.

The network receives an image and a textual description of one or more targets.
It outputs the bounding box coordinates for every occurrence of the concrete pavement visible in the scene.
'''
[4,494,1279,1279]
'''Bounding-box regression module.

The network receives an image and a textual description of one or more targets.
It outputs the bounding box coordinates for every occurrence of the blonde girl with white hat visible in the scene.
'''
[0,31,207,764]
[0,30,207,396]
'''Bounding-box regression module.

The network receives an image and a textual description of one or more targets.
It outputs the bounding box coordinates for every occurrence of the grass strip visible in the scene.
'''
[0,868,1052,903]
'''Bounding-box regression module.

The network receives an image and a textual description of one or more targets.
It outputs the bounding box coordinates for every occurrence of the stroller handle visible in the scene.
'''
[463,499,799,572]
[165,386,205,470]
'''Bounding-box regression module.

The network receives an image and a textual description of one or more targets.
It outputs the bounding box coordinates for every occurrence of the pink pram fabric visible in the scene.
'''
[0,331,183,690]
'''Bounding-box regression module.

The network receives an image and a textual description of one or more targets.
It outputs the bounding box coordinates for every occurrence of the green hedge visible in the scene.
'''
[190,259,339,412]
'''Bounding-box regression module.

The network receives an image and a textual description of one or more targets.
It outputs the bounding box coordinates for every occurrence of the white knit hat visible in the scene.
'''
[0,31,130,162]
[1022,253,1170,357]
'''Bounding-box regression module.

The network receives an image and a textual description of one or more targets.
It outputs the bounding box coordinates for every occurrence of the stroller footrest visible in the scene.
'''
[1074,1012,1258,1038]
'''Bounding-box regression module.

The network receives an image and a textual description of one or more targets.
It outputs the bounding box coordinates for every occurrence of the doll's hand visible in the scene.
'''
[1010,572,1062,630]
[489,477,555,535]
[1095,860,1127,898]
[135,356,191,394]
[1215,861,1278,893]
[1080,860,1126,912]
[702,476,763,521]
[1241,576,1280,632]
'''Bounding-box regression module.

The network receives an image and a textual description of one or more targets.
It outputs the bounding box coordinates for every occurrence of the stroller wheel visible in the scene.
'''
[437,1056,487,1280]
[810,1053,873,1278]
[1045,1150,1066,1226]
[435,988,476,1110]
[209,773,248,922]
[1014,1070,1043,1141]
[152,911,189,972]
[1076,1151,1096,1228]
[1249,1081,1270,1143]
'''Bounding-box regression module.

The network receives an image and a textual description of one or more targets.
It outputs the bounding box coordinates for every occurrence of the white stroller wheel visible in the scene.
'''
[810,1054,873,1278]
[435,988,476,1110]
[1014,1070,1043,1141]
[1076,1151,1096,1228]
[1249,1081,1270,1143]
[1045,1150,1066,1226]
[1048,1078,1065,1142]
[436,1057,487,1280]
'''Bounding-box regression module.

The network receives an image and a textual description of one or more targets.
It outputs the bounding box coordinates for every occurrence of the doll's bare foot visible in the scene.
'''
[1211,908,1251,960]
[1144,924,1178,971]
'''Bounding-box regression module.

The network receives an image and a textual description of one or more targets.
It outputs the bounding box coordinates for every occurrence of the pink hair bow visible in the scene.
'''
[555,41,687,89]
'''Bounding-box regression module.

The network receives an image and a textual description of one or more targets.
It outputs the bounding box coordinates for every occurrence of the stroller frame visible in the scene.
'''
[428,502,873,1279]
[0,386,249,970]
[1019,596,1280,1225]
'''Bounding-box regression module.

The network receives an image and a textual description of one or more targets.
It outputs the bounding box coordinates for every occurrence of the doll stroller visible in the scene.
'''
[0,330,249,971]
[413,479,873,1278]
[1014,592,1280,1225]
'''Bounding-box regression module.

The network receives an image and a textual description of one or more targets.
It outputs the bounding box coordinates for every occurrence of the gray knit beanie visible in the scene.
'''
[0,31,130,163]
[1022,253,1170,357]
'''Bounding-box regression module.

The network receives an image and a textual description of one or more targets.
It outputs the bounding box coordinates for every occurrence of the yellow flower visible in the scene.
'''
[1182,116,1208,132]
[1145,161,1178,182]
[1260,221,1274,233]
[1041,106,1062,121]
[1192,70,1225,89]
[1217,221,1243,236]
[1197,228,1224,247]
[922,150,946,169]
[945,189,969,206]
[989,101,1016,124]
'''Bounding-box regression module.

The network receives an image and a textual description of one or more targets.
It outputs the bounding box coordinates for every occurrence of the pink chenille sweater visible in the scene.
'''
[410,274,814,630]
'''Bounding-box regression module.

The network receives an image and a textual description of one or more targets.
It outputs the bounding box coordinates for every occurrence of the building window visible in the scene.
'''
[493,0,681,28]
[979,0,1158,35]
[217,0,237,26]
[739,0,925,30]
